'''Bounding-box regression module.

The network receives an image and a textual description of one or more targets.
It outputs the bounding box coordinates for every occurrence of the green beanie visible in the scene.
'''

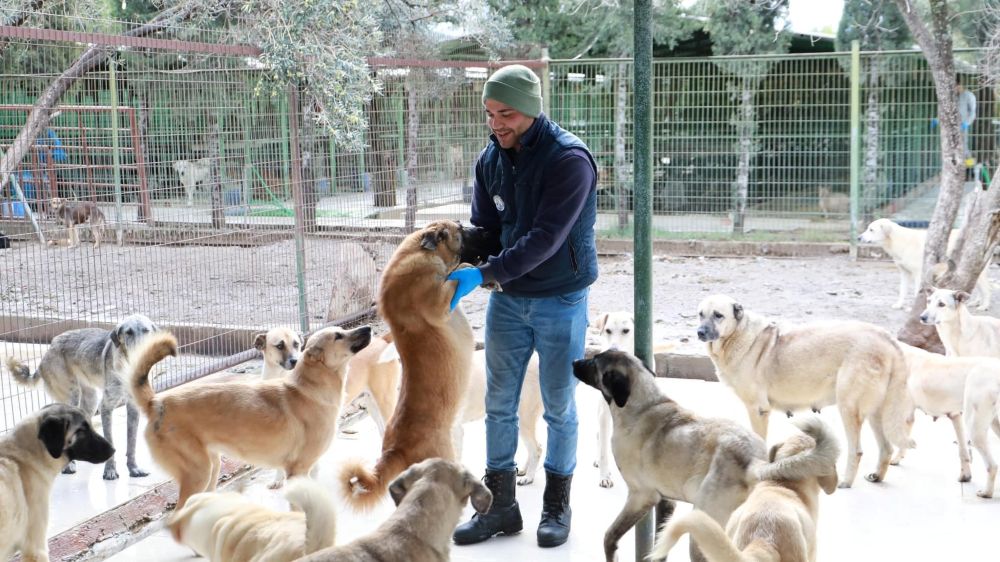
[482,64,543,118]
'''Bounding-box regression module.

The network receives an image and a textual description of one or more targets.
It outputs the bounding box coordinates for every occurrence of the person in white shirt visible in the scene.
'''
[957,78,977,161]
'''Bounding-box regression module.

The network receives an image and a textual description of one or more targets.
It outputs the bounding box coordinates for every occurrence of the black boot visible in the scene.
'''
[453,468,523,545]
[537,471,572,547]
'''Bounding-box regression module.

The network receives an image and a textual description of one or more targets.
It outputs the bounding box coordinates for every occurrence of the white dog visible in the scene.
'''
[173,158,213,206]
[167,477,336,561]
[920,288,1000,357]
[858,218,992,310]
[963,370,1000,498]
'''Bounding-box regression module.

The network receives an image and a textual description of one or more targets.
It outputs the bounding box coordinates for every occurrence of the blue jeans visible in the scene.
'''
[484,287,589,477]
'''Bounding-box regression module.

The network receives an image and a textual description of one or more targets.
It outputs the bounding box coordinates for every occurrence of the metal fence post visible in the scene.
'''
[287,84,310,334]
[849,40,861,258]
[108,54,123,245]
[633,0,655,559]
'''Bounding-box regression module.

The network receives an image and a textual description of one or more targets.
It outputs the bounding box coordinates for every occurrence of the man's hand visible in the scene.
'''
[447,268,483,311]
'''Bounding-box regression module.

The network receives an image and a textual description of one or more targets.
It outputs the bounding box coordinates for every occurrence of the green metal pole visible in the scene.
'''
[287,85,310,335]
[633,0,654,559]
[109,55,123,245]
[849,40,861,258]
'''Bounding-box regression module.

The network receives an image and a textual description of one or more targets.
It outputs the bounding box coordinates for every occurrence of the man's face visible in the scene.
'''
[957,83,965,94]
[484,98,535,150]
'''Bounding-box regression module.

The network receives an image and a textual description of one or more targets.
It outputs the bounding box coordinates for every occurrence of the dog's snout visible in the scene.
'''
[572,358,598,385]
[919,313,930,324]
[349,326,373,352]
[696,326,709,341]
[288,357,298,367]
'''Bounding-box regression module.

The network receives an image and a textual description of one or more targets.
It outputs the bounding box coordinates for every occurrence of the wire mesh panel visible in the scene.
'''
[549,49,991,240]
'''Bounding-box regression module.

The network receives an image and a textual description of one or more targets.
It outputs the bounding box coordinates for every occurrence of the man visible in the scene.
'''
[447,64,598,549]
[957,78,977,164]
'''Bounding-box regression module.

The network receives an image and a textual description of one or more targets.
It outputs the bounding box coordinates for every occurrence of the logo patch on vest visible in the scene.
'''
[493,195,506,212]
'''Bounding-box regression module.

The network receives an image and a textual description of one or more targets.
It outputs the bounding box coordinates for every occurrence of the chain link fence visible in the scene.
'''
[0,18,994,432]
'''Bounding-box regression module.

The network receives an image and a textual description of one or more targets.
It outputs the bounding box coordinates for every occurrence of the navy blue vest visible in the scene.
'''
[479,117,599,297]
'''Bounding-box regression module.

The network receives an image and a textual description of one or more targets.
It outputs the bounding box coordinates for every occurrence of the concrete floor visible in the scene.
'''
[33,372,1000,562]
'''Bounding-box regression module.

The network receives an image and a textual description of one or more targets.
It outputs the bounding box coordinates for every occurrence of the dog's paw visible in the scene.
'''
[837,481,852,489]
[598,477,614,488]
[516,475,534,486]
[960,472,972,483]
[62,460,77,475]
[863,472,882,483]
[268,480,285,490]
[976,489,994,499]
[103,466,120,481]
[128,467,149,478]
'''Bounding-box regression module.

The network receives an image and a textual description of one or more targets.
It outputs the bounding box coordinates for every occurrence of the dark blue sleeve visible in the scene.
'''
[470,155,501,231]
[480,148,595,286]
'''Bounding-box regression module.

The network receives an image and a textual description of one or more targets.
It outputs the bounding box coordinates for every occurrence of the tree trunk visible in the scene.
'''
[0,4,195,193]
[614,62,630,231]
[369,90,398,208]
[732,82,754,234]
[404,84,419,232]
[861,61,881,227]
[894,0,988,350]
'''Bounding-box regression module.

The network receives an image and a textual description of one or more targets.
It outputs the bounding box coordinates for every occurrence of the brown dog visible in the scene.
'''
[127,325,371,510]
[304,458,492,562]
[48,197,105,248]
[340,220,475,509]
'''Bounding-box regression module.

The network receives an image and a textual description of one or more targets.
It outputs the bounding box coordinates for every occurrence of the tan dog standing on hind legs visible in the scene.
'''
[340,220,475,509]
[47,197,106,248]
[697,295,913,488]
[128,324,371,510]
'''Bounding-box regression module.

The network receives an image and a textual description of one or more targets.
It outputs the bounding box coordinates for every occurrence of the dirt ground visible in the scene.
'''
[5,237,982,356]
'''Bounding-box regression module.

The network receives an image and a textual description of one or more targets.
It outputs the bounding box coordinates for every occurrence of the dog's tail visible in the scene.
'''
[128,331,177,418]
[755,416,840,483]
[880,342,917,451]
[650,509,766,562]
[285,477,337,554]
[3,355,39,387]
[339,451,410,511]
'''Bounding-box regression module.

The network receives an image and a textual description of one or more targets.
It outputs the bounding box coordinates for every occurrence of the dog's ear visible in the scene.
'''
[304,334,326,364]
[253,333,267,351]
[819,469,839,495]
[465,473,493,514]
[110,325,123,348]
[594,312,609,332]
[732,302,744,321]
[420,228,449,251]
[768,442,782,463]
[955,291,971,303]
[388,463,423,507]
[602,369,631,408]
[37,414,68,459]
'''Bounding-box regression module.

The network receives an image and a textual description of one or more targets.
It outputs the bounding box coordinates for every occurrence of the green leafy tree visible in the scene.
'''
[700,0,791,234]
[836,0,911,226]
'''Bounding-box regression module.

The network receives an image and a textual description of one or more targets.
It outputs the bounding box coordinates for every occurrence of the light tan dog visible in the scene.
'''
[920,288,1000,357]
[651,416,840,562]
[302,458,493,562]
[338,333,402,435]
[254,327,303,380]
[573,350,768,562]
[817,186,849,218]
[127,325,371,509]
[340,220,475,509]
[173,157,213,206]
[166,477,336,561]
[963,370,1000,498]
[0,404,115,562]
[340,346,545,485]
[897,342,997,483]
[47,197,106,248]
[858,218,992,310]
[697,294,913,488]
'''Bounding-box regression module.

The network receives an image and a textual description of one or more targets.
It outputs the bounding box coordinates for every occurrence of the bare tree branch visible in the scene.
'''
[0,3,199,194]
